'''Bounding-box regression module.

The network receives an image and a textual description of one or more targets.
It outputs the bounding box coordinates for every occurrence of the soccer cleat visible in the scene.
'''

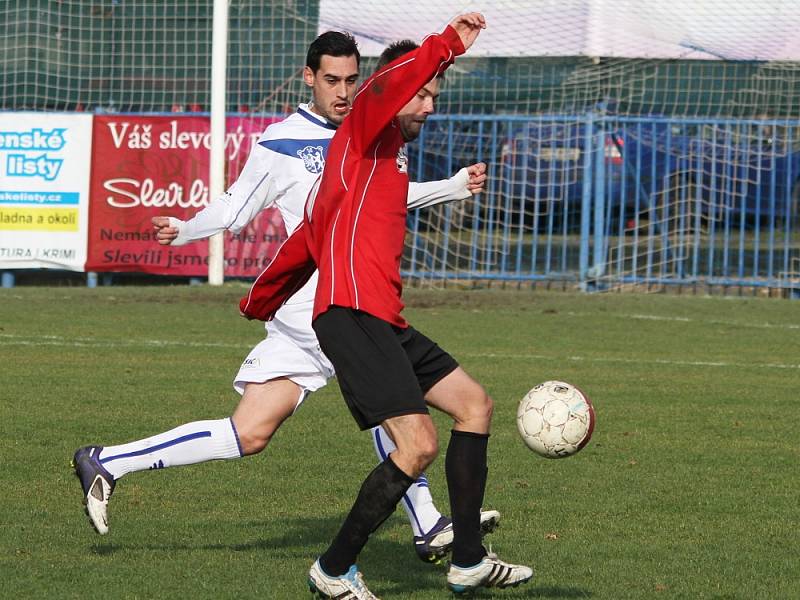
[414,509,501,563]
[71,446,115,535]
[447,552,533,594]
[308,560,379,599]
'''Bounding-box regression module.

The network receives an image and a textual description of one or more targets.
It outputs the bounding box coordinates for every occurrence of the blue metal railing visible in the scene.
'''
[402,113,800,294]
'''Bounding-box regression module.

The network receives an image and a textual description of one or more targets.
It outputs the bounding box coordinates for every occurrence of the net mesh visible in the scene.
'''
[6,2,800,117]
[0,1,317,113]
[2,0,799,291]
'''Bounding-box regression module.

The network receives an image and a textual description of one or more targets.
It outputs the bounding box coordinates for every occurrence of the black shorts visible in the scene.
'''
[313,306,459,430]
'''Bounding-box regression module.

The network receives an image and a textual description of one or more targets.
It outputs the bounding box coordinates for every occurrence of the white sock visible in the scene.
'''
[98,418,242,480]
[371,425,443,537]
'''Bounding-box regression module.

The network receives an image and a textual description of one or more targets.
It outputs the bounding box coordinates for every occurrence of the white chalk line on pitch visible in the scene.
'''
[563,311,800,330]
[1,333,797,371]
[462,352,799,370]
[0,333,244,349]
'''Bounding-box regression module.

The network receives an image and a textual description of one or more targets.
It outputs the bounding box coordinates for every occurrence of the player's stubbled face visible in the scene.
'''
[305,54,359,126]
[396,78,440,142]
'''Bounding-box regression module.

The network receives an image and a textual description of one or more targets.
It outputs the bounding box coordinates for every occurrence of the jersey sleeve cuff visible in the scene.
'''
[453,167,470,196]
[441,25,467,57]
[168,216,190,246]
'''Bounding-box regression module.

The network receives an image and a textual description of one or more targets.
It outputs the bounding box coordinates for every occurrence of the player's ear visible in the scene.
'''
[303,66,315,88]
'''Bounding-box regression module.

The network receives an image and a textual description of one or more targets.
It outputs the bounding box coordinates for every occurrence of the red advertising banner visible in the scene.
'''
[86,115,284,276]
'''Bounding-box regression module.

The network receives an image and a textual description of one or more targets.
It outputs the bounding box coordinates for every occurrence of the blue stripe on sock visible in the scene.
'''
[229,418,244,457]
[373,428,424,535]
[100,431,212,464]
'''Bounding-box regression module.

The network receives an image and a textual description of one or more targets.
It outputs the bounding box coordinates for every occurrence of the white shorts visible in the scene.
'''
[233,327,335,399]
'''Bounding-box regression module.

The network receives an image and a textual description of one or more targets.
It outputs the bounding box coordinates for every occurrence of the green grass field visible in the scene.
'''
[1,285,798,599]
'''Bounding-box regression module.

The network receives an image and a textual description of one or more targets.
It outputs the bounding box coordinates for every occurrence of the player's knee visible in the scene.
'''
[415,436,439,470]
[401,441,437,476]
[394,430,438,475]
[460,389,494,425]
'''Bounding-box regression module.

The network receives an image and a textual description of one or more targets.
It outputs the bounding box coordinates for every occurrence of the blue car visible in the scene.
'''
[681,123,800,223]
[502,118,800,232]
[408,116,799,235]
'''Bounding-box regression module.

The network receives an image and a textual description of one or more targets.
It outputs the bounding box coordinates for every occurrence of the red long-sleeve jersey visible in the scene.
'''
[240,25,465,327]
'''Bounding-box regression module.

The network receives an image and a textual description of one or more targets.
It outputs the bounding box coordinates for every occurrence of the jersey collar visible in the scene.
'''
[297,103,338,130]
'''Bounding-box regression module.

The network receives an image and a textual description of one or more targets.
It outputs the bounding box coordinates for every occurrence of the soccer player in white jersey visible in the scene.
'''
[72,31,498,562]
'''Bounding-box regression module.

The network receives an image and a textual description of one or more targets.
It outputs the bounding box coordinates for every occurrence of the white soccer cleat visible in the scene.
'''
[72,446,116,535]
[447,552,533,594]
[478,509,501,536]
[414,509,501,563]
[308,560,380,599]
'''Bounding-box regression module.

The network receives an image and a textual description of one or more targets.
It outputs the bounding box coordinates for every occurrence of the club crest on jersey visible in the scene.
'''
[396,146,408,173]
[297,145,326,174]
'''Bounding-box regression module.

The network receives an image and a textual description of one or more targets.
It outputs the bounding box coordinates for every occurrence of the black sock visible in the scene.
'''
[446,429,490,567]
[319,455,414,576]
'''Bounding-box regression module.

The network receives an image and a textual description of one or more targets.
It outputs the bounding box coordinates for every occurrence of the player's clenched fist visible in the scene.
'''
[449,12,486,51]
[466,162,487,195]
[151,216,179,245]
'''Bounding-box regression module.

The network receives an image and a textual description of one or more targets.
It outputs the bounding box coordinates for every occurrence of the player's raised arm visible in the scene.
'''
[448,12,486,52]
[347,15,485,155]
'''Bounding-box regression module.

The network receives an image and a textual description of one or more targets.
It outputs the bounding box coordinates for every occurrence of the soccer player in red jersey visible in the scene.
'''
[241,13,533,597]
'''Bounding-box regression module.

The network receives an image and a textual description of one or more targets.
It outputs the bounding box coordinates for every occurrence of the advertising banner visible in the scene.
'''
[0,113,93,270]
[86,115,284,277]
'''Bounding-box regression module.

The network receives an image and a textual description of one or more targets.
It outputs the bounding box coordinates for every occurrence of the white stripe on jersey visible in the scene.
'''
[305,174,322,222]
[340,137,350,191]
[229,171,272,227]
[437,49,453,74]
[329,208,342,307]
[353,57,416,103]
[349,140,381,309]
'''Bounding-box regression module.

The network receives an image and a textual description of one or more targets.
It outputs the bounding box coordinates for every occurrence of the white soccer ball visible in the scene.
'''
[516,380,595,458]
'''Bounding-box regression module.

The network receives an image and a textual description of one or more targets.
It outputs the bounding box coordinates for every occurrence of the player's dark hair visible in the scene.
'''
[306,31,361,72]
[376,40,419,70]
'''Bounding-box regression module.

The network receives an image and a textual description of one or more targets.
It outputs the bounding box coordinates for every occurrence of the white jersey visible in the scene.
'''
[170,103,471,349]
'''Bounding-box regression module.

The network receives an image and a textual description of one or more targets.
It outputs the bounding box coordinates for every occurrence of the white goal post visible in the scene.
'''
[207,0,229,285]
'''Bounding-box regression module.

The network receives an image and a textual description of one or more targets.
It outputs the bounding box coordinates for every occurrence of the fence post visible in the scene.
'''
[592,117,606,281]
[579,112,595,287]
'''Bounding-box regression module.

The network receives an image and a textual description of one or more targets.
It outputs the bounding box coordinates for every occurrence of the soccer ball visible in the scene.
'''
[516,381,595,458]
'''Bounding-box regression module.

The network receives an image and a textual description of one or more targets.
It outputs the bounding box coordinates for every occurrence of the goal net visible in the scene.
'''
[330,1,800,292]
[3,1,800,293]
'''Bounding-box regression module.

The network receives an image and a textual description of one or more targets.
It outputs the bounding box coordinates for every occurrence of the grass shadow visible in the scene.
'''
[89,515,592,598]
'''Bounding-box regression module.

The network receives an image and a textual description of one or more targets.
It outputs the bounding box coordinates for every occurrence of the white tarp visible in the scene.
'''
[318,0,800,60]
[0,113,93,271]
